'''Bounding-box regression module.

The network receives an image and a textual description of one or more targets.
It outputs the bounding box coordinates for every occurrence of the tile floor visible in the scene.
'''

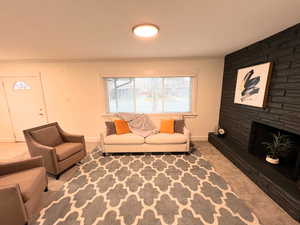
[0,141,298,225]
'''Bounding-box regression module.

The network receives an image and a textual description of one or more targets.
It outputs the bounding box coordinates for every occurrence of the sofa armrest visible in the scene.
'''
[100,132,105,152]
[184,126,190,137]
[184,127,191,152]
[0,184,28,225]
[0,156,44,176]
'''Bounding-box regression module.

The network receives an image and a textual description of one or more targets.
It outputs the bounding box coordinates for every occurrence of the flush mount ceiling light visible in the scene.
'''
[132,24,159,38]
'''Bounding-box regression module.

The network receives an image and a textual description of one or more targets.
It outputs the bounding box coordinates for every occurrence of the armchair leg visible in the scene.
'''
[44,186,48,192]
[56,174,60,180]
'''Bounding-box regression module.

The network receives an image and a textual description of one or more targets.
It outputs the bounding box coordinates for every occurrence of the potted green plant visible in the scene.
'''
[262,132,292,164]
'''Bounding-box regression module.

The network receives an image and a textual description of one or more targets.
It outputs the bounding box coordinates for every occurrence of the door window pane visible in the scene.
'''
[13,81,31,90]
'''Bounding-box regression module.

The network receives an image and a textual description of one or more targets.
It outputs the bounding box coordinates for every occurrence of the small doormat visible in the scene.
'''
[32,148,261,225]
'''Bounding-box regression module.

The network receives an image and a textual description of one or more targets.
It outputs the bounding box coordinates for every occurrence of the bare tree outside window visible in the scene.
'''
[106,77,192,113]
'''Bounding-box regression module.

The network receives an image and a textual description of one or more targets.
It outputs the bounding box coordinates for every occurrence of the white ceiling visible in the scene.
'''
[0,0,300,60]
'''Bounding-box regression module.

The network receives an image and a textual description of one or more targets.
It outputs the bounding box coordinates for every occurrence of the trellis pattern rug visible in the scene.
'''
[32,148,261,225]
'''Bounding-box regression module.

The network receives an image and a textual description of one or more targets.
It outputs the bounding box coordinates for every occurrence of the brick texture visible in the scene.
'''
[219,23,300,151]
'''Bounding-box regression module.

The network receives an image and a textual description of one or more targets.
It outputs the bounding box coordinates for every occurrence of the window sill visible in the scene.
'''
[102,113,198,118]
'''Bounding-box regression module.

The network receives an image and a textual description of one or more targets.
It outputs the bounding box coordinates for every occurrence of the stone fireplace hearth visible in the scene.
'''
[208,133,300,221]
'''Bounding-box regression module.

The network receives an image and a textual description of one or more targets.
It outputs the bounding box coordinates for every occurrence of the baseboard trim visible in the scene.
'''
[85,137,99,142]
[191,136,208,141]
[0,137,16,142]
[15,138,25,142]
[0,136,207,143]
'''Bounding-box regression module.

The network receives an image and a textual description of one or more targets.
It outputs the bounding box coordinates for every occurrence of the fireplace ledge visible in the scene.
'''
[208,133,300,222]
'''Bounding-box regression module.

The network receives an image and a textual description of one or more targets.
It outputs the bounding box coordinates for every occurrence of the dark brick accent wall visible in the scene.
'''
[219,23,300,151]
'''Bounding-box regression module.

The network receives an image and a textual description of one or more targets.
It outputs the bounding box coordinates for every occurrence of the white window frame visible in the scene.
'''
[101,74,198,115]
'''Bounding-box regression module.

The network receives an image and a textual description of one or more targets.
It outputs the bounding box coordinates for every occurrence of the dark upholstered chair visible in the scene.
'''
[0,156,48,225]
[23,122,86,179]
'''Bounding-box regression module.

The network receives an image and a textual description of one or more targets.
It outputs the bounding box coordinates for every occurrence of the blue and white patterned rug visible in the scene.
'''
[32,148,261,225]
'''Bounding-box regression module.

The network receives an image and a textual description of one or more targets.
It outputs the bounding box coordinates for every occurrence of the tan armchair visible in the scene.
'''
[0,157,48,225]
[23,122,87,179]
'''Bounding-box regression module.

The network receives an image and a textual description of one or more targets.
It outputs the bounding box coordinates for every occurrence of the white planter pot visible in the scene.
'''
[266,155,279,164]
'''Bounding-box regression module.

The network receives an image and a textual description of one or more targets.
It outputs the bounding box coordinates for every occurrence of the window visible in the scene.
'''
[13,81,31,90]
[105,77,192,113]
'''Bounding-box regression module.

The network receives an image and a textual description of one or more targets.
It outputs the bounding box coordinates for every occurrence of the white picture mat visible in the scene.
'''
[234,62,272,108]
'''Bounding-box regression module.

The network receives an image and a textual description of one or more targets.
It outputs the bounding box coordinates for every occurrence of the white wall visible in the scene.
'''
[0,57,224,142]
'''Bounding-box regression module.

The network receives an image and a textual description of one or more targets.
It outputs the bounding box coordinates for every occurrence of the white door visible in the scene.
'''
[2,76,48,141]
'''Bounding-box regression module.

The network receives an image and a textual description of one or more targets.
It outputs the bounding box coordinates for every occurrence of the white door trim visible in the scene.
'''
[1,80,16,140]
[0,73,48,142]
[37,73,49,123]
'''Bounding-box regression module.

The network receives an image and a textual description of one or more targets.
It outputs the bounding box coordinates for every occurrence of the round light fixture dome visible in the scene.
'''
[132,24,159,38]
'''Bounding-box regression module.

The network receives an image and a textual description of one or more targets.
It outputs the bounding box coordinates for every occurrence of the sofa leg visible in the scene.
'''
[44,186,48,192]
[56,174,60,180]
[103,152,106,156]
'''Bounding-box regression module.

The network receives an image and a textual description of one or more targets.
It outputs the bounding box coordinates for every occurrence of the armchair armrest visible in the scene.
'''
[58,127,86,155]
[0,184,27,225]
[0,156,44,176]
[59,127,85,143]
[29,138,59,175]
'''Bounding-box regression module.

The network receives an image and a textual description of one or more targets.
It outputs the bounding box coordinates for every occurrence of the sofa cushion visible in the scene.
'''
[105,121,116,136]
[114,120,131,135]
[104,133,144,145]
[160,119,174,134]
[174,120,184,134]
[145,133,187,144]
[55,143,83,161]
[31,126,63,147]
[0,167,46,202]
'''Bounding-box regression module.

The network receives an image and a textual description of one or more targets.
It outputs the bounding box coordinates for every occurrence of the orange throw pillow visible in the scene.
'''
[114,120,130,135]
[160,119,174,134]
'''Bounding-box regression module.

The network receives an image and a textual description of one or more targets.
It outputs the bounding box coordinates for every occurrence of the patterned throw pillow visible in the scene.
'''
[160,119,174,134]
[174,120,185,134]
[105,121,116,136]
[114,120,131,135]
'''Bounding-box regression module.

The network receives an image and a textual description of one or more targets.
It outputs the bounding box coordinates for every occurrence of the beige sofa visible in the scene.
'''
[100,116,190,154]
[0,157,48,225]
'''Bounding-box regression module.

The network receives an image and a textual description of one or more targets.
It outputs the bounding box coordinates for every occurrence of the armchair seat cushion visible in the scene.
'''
[104,133,144,145]
[145,133,187,144]
[55,143,83,161]
[0,167,46,202]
